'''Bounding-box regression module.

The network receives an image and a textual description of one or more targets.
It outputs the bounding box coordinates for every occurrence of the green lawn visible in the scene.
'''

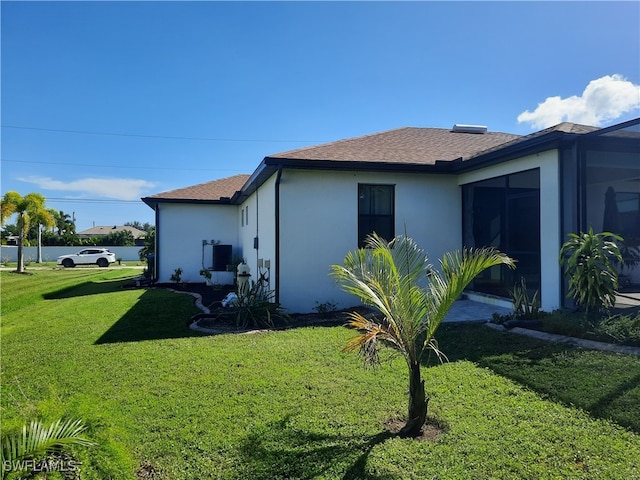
[1,269,639,479]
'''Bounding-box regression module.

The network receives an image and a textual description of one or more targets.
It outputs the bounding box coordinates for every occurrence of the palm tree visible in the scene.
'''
[331,234,515,437]
[33,207,56,263]
[54,210,75,235]
[1,192,51,273]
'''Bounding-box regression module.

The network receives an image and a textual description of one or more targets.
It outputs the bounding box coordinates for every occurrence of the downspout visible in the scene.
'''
[255,188,259,268]
[154,204,160,282]
[274,166,283,304]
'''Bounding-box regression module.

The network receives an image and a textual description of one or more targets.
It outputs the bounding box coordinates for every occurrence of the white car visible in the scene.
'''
[57,248,116,268]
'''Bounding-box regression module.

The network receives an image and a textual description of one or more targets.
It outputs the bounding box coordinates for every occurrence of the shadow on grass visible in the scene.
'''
[44,277,133,299]
[237,415,395,480]
[94,289,201,344]
[431,323,640,433]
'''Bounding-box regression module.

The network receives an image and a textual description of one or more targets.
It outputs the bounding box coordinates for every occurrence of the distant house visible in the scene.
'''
[77,225,147,246]
[143,118,640,313]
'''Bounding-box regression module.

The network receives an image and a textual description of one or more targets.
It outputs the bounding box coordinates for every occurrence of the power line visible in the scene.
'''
[1,158,242,172]
[46,197,143,204]
[1,125,325,143]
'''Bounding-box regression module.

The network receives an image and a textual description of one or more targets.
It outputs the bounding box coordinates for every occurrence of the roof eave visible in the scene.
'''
[454,130,579,172]
[141,197,235,208]
[263,156,457,173]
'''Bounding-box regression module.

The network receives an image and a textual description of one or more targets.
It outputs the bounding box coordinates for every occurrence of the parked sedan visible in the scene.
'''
[57,248,116,268]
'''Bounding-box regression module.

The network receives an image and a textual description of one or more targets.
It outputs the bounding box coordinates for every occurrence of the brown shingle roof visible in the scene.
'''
[77,225,146,238]
[267,127,521,164]
[145,174,250,201]
[144,121,604,205]
[462,122,599,161]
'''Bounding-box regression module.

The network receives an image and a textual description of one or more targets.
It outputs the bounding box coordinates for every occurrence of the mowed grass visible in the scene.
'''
[1,269,639,479]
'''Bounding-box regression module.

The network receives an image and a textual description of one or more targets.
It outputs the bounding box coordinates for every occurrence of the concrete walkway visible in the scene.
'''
[444,298,640,356]
[443,298,512,323]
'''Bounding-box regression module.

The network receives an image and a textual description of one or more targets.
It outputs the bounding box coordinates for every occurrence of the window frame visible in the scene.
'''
[357,183,395,248]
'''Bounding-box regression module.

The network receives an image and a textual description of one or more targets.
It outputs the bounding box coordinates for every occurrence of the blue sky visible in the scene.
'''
[2,1,639,231]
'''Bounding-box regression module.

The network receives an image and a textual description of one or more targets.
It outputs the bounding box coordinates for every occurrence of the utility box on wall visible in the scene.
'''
[213,244,232,271]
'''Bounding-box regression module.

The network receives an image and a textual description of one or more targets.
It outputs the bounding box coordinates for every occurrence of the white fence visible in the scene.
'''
[0,245,144,263]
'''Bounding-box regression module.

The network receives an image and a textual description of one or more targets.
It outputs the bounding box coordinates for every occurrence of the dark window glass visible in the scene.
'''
[617,192,640,239]
[358,184,394,247]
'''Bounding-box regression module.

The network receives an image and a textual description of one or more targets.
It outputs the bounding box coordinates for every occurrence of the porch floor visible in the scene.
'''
[443,299,511,323]
[614,292,640,313]
[444,291,640,324]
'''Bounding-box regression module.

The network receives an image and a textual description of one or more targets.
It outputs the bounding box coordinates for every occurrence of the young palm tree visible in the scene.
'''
[1,192,51,273]
[331,234,514,437]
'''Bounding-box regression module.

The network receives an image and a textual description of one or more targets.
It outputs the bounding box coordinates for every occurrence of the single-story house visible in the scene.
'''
[142,118,640,313]
[77,225,147,246]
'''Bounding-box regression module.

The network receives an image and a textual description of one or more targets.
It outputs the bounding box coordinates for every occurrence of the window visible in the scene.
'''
[358,184,394,247]
[241,206,249,227]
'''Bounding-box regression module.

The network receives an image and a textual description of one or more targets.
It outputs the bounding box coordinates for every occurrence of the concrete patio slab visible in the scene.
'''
[443,299,512,323]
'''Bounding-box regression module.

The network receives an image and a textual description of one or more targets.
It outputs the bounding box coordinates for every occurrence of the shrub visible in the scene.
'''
[170,268,183,284]
[559,228,623,314]
[594,312,640,346]
[509,277,544,320]
[231,281,289,329]
[313,301,337,317]
[491,277,546,324]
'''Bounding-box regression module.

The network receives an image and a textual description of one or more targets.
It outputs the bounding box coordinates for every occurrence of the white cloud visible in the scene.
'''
[517,74,640,129]
[17,176,156,201]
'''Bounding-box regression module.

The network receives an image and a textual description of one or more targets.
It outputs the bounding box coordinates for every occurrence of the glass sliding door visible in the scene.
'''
[462,169,541,298]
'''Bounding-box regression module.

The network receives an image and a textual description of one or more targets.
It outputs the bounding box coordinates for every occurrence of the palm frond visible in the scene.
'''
[343,311,403,366]
[333,236,515,365]
[331,233,434,364]
[423,247,515,347]
[1,418,95,475]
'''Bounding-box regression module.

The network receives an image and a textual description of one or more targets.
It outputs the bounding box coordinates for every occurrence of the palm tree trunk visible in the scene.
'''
[37,225,43,263]
[16,229,25,273]
[399,361,428,437]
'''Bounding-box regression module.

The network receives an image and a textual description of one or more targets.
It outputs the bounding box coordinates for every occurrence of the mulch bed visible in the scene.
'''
[154,282,375,333]
[153,281,233,307]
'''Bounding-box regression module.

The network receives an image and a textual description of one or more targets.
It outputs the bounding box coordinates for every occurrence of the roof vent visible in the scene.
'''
[452,124,487,134]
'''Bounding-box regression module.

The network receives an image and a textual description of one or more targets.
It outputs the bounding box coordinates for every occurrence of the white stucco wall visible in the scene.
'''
[156,203,238,284]
[238,175,277,292]
[458,149,561,311]
[278,169,461,313]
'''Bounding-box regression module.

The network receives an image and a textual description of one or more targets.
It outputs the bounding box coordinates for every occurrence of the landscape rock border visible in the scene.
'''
[485,322,640,356]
